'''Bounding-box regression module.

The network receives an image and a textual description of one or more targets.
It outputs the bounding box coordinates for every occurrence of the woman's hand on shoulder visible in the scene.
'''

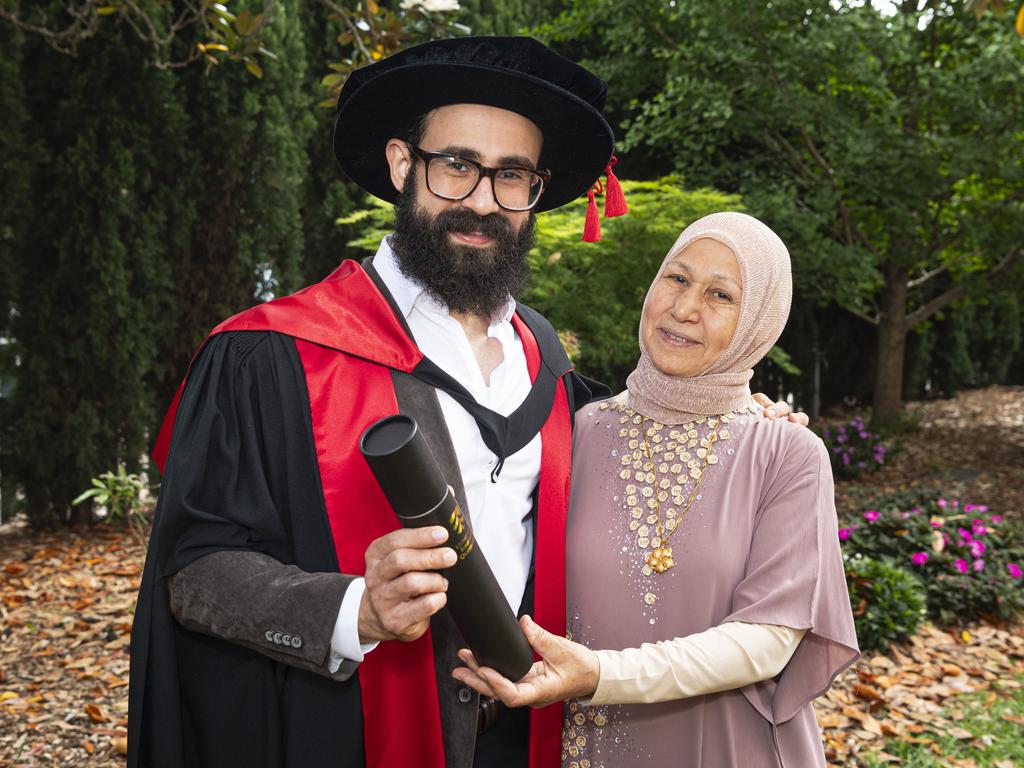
[753,393,809,427]
[451,615,600,709]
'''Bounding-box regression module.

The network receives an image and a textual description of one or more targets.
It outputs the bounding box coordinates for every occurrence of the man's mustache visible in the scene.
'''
[433,209,515,240]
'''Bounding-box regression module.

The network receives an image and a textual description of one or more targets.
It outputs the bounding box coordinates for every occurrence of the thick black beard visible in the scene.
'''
[390,179,535,318]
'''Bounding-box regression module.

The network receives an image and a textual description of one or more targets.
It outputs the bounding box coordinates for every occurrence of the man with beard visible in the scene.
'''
[128,36,802,768]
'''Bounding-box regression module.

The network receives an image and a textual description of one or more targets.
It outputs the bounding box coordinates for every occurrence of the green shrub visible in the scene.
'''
[72,465,157,542]
[840,494,1024,626]
[845,555,927,652]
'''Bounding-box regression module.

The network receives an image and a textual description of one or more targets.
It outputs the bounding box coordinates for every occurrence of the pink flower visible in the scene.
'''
[1009,564,1022,579]
[972,523,987,537]
[957,527,974,543]
[838,528,852,541]
[973,559,985,573]
[976,505,989,513]
[990,515,1002,524]
[964,504,976,513]
[864,510,881,523]
[969,541,986,558]
[937,498,948,508]
[951,499,959,509]
[911,552,929,566]
[954,559,969,574]
[929,519,944,528]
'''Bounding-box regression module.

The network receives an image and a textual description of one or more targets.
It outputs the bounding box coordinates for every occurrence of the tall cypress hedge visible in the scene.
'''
[4,26,192,525]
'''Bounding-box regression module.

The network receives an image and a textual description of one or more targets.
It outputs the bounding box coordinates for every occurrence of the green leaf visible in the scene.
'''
[235,8,255,36]
[72,489,102,505]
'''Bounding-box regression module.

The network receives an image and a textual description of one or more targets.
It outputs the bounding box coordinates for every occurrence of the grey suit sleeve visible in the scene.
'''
[168,550,360,681]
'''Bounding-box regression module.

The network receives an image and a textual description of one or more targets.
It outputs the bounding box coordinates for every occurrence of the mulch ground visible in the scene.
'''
[1,386,1022,767]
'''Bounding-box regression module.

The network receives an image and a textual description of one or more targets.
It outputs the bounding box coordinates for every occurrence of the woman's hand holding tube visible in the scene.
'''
[452,615,600,708]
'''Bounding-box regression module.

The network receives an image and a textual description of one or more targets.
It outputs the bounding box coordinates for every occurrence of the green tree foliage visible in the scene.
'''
[1,2,325,526]
[2,26,192,526]
[539,0,1024,424]
[457,0,565,35]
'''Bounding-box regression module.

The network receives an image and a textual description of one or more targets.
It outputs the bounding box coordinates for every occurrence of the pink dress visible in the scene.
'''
[562,397,859,768]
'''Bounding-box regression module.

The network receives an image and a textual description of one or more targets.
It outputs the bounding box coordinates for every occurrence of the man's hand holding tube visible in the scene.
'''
[452,615,599,708]
[358,526,456,643]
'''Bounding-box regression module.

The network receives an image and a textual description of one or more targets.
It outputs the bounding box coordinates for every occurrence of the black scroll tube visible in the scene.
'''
[359,414,535,681]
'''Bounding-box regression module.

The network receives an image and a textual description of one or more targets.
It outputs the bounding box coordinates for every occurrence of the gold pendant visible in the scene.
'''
[645,546,675,574]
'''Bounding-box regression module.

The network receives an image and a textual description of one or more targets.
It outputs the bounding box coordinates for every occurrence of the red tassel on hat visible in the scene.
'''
[603,155,628,218]
[582,183,602,242]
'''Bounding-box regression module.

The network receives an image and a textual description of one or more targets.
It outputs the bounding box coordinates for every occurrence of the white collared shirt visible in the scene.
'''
[331,237,542,665]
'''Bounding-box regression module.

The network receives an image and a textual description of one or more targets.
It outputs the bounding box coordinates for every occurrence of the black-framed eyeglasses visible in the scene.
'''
[407,143,551,212]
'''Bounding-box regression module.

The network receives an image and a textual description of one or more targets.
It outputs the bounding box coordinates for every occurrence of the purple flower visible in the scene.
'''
[1009,563,1022,579]
[954,559,969,574]
[864,510,880,523]
[858,461,867,469]
[972,559,985,573]
[911,552,929,566]
[859,431,868,439]
[837,434,848,445]
[842,453,851,466]
[832,446,841,455]
[969,540,986,558]
[823,429,830,440]
[838,528,852,541]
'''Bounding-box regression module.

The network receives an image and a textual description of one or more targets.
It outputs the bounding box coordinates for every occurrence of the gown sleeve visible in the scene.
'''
[722,430,860,724]
[153,331,354,674]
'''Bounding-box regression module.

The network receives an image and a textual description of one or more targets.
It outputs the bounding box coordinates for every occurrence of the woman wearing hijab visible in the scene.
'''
[454,212,859,767]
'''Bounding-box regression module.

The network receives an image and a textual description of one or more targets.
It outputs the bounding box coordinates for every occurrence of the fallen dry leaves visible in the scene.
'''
[818,623,1024,765]
[0,522,142,767]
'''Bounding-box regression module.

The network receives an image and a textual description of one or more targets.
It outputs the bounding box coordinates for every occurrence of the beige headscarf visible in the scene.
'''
[626,211,792,423]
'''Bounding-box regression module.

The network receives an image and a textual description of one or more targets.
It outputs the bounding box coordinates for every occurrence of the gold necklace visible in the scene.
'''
[638,416,720,574]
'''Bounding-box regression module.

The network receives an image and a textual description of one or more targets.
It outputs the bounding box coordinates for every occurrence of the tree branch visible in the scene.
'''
[905,248,1022,328]
[906,263,947,289]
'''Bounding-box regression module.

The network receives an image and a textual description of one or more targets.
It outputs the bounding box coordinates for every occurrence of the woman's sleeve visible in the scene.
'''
[723,434,860,724]
[588,622,806,705]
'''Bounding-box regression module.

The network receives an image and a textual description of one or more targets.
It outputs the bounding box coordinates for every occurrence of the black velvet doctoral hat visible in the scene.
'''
[333,36,615,213]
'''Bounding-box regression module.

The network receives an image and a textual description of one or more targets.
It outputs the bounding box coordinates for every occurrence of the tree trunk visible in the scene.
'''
[872,263,909,427]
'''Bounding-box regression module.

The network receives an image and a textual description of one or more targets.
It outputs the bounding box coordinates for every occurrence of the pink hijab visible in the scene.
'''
[626,212,793,422]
